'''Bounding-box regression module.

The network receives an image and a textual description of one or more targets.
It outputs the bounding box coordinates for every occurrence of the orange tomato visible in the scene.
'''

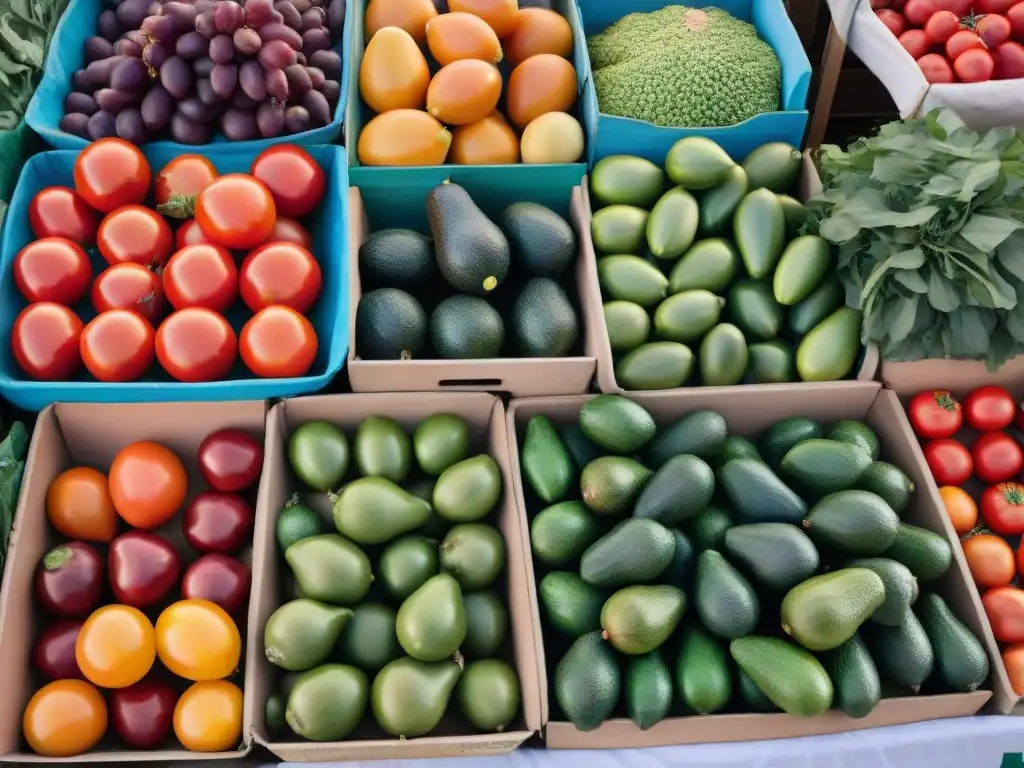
[108,441,188,529]
[1003,644,1024,696]
[449,0,519,37]
[173,680,243,752]
[505,53,578,129]
[359,26,430,114]
[938,486,978,534]
[156,599,241,681]
[425,12,503,66]
[23,679,107,757]
[357,110,452,166]
[962,533,1016,588]
[503,8,573,67]
[45,467,118,542]
[76,605,156,689]
[426,60,503,125]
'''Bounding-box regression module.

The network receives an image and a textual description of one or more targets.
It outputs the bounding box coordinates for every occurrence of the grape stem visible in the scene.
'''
[157,193,197,219]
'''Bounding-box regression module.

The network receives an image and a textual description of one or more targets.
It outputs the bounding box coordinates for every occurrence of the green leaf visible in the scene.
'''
[889,294,920,343]
[960,215,1022,253]
[894,268,928,293]
[928,269,960,312]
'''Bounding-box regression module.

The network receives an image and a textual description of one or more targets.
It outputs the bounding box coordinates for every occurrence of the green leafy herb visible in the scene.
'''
[0,422,29,579]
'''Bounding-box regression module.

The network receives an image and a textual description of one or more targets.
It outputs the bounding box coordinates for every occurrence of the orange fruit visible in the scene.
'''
[359,26,430,114]
[426,12,503,65]
[174,681,243,752]
[503,8,572,67]
[76,605,156,689]
[427,60,503,125]
[449,0,519,37]
[358,110,452,166]
[938,485,978,533]
[963,533,1016,588]
[46,467,118,543]
[451,111,520,164]
[506,53,577,128]
[365,0,437,43]
[23,680,107,757]
[156,599,242,682]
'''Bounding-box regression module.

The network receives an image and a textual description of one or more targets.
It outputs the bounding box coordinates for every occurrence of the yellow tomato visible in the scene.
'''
[174,680,243,752]
[23,679,107,757]
[156,599,241,681]
[939,485,978,534]
[76,604,156,689]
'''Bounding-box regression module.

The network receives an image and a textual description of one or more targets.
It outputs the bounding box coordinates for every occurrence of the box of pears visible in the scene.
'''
[244,392,541,761]
[507,382,992,749]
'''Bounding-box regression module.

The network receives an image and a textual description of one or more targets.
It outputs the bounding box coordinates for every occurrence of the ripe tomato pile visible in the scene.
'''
[23,428,262,757]
[874,0,1024,83]
[12,138,327,384]
[909,385,1024,695]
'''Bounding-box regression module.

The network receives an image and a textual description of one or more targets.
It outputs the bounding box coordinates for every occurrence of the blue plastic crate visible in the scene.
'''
[0,144,349,411]
[25,0,353,151]
[577,0,811,164]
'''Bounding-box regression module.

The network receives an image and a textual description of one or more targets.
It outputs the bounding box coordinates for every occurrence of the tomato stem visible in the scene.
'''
[156,193,197,219]
[43,545,72,571]
[934,391,960,412]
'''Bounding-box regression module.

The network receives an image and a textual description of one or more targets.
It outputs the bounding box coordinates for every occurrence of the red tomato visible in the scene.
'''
[923,438,973,485]
[972,431,1023,483]
[97,205,174,268]
[944,0,973,14]
[908,390,963,438]
[239,242,322,313]
[955,46,996,79]
[947,28,986,58]
[12,303,84,380]
[156,308,238,382]
[904,0,938,25]
[1009,2,1024,40]
[964,385,1016,431]
[877,8,907,34]
[994,40,1024,78]
[918,52,956,81]
[266,217,314,250]
[900,28,931,57]
[979,12,1013,45]
[92,263,165,323]
[154,155,218,217]
[109,442,188,529]
[29,187,99,246]
[1003,645,1024,697]
[162,244,238,312]
[176,218,214,249]
[73,138,151,214]
[239,306,317,378]
[891,0,908,10]
[250,145,325,218]
[982,585,1024,643]
[871,0,891,10]
[80,310,156,382]
[982,482,1024,534]
[195,174,276,250]
[977,0,1018,12]
[196,429,264,493]
[13,238,92,305]
[924,10,960,42]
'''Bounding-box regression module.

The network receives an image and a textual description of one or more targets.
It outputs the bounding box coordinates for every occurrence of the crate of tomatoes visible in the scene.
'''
[0,139,349,411]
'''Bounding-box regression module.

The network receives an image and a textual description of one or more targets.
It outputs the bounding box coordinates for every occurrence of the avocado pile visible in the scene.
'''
[590,137,862,389]
[356,182,582,361]
[520,395,989,730]
[262,414,521,741]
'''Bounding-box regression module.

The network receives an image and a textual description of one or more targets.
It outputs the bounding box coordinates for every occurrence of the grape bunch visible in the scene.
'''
[60,0,345,144]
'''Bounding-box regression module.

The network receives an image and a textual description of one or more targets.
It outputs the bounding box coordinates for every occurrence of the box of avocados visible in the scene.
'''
[346,167,598,396]
[246,392,542,761]
[506,383,992,748]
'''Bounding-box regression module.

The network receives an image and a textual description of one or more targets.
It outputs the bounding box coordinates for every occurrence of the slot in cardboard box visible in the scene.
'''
[506,383,991,748]
[245,392,541,762]
[0,400,267,762]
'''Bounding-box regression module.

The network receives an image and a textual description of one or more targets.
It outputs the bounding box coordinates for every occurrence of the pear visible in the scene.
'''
[396,573,466,661]
[372,656,463,738]
[333,477,431,545]
[264,599,352,671]
[600,585,686,655]
[286,664,368,741]
[285,534,373,605]
[354,416,412,483]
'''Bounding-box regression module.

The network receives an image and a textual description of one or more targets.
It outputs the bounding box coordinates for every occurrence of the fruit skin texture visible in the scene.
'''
[34,542,104,618]
[109,530,182,608]
[982,585,1024,643]
[110,678,177,749]
[183,491,255,554]
[923,438,973,486]
[23,679,108,757]
[155,599,241,681]
[506,53,578,129]
[504,8,573,66]
[908,390,962,438]
[939,485,978,534]
[964,385,1015,431]
[358,110,452,166]
[426,12,503,65]
[12,302,84,380]
[46,467,117,543]
[76,604,157,689]
[695,549,760,639]
[600,584,686,654]
[963,533,1015,587]
[981,482,1024,534]
[360,26,430,113]
[451,111,520,164]
[109,441,188,529]
[554,630,620,731]
[781,568,886,651]
[972,431,1023,483]
[173,680,243,752]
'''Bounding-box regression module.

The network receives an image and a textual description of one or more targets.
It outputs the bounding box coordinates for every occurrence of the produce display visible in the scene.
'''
[355,182,581,360]
[59,0,344,143]
[22,427,262,756]
[262,412,522,741]
[9,139,327,383]
[875,0,1024,83]
[518,395,988,730]
[587,5,782,128]
[590,136,861,389]
[356,0,584,165]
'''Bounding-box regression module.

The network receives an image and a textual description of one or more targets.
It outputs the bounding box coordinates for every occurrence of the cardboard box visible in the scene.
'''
[881,356,1024,716]
[245,392,541,761]
[506,383,992,748]
[582,153,880,394]
[0,400,268,762]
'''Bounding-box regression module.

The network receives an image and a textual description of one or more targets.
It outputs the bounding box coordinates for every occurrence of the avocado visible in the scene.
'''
[501,202,576,277]
[356,287,427,360]
[695,550,760,639]
[372,657,463,737]
[828,420,880,462]
[395,573,467,661]
[773,235,831,306]
[867,610,935,692]
[285,534,373,605]
[804,490,900,555]
[733,189,785,279]
[359,228,435,291]
[439,522,505,590]
[264,599,353,671]
[433,454,501,523]
[540,571,605,637]
[797,307,863,382]
[428,182,510,295]
[457,659,521,732]
[654,290,725,343]
[644,409,728,468]
[665,136,736,190]
[689,505,733,551]
[430,295,505,359]
[780,438,872,498]
[555,631,621,731]
[604,300,651,352]
[579,394,657,454]
[615,342,695,390]
[354,415,411,483]
[668,238,739,294]
[746,341,796,384]
[379,535,438,602]
[647,187,699,260]
[337,603,401,672]
[788,276,843,336]
[728,279,783,342]
[626,651,673,730]
[699,323,748,386]
[857,461,915,515]
[591,205,650,254]
[512,277,579,357]
[286,664,368,741]
[677,624,732,714]
[414,413,470,476]
[333,477,431,545]
[730,636,833,717]
[265,693,286,736]
[662,528,697,585]
[557,424,604,471]
[601,584,686,654]
[276,503,326,553]
[781,568,886,651]
[883,523,952,582]
[719,436,762,466]
[849,557,919,626]
[521,414,574,503]
[915,592,989,692]
[741,142,802,192]
[580,518,675,586]
[737,669,778,712]
[777,194,809,236]
[288,421,349,492]
[759,416,823,470]
[597,255,669,307]
[463,590,508,657]
[719,458,807,524]
[590,155,665,209]
[530,501,603,566]
[826,633,881,719]
[580,456,653,516]
[698,165,749,236]
[634,453,715,525]
[724,523,819,592]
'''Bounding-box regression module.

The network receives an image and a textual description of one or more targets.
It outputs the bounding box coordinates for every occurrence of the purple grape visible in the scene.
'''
[295,51,306,65]
[238,58,266,100]
[87,110,118,139]
[210,33,235,63]
[143,41,170,69]
[220,107,258,140]
[169,112,212,143]
[303,88,329,125]
[195,76,219,104]
[233,27,261,55]
[163,2,200,28]
[283,63,311,94]
[85,55,127,86]
[111,56,150,92]
[194,56,216,76]
[270,9,284,24]
[115,0,149,29]
[259,38,296,68]
[148,1,162,15]
[98,10,123,42]
[274,0,302,29]
[323,78,339,109]
[232,89,258,108]
[291,0,311,13]
[160,55,194,98]
[141,83,175,129]
[213,0,245,33]
[65,92,99,116]
[196,10,218,38]
[141,14,180,43]
[305,65,324,89]
[259,21,301,50]
[125,30,148,46]
[114,37,143,57]
[264,66,288,101]
[115,108,149,143]
[176,31,208,59]
[244,0,275,26]
[299,7,324,30]
[283,104,309,133]
[301,27,329,54]
[60,112,91,137]
[85,36,115,63]
[307,48,339,79]
[210,62,238,98]
[196,0,215,12]
[94,88,135,114]
[256,100,284,137]
[326,0,343,39]
[72,69,97,92]
[178,96,215,122]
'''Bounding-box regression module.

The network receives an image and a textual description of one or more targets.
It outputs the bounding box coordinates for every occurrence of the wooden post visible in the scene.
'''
[807,20,848,149]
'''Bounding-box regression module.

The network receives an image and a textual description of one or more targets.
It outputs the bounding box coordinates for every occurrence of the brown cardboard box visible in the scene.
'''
[345,186,597,397]
[581,152,880,394]
[506,383,992,748]
[245,392,541,761]
[881,356,1024,715]
[0,401,268,762]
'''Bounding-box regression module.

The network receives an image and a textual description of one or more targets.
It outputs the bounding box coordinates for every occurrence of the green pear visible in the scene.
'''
[286,664,368,741]
[396,573,466,661]
[264,599,352,671]
[457,659,521,732]
[333,477,431,545]
[354,416,412,483]
[600,585,686,654]
[433,455,502,522]
[372,657,463,738]
[285,534,373,605]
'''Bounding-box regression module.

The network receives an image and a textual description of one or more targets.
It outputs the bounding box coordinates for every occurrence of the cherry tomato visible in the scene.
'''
[909,390,963,438]
[13,237,92,305]
[947,28,985,58]
[97,205,174,268]
[11,302,84,380]
[982,585,1024,642]
[32,620,85,681]
[46,466,118,543]
[923,438,973,485]
[972,431,1023,483]
[982,482,1024,534]
[80,309,156,382]
[266,216,314,249]
[944,0,973,14]
[76,604,157,689]
[250,145,325,218]
[176,218,214,249]
[154,155,218,217]
[110,530,182,608]
[938,485,978,533]
[979,12,1013,45]
[29,186,99,246]
[183,491,255,553]
[876,8,907,34]
[35,542,105,618]
[955,46,996,79]
[92,262,165,323]
[73,138,150,214]
[1009,3,1024,40]
[1003,644,1024,696]
[905,0,939,26]
[110,678,178,749]
[963,533,1016,587]
[240,305,318,378]
[994,40,1024,78]
[872,0,891,8]
[918,52,956,81]
[156,308,238,382]
[109,441,188,529]
[978,0,1018,12]
[197,428,264,492]
[239,241,322,313]
[924,9,960,42]
[23,679,107,757]
[891,0,909,10]
[900,28,931,57]
[174,680,243,752]
[963,385,1016,431]
[195,174,276,249]
[162,244,239,312]
[181,554,251,615]
[155,599,241,681]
